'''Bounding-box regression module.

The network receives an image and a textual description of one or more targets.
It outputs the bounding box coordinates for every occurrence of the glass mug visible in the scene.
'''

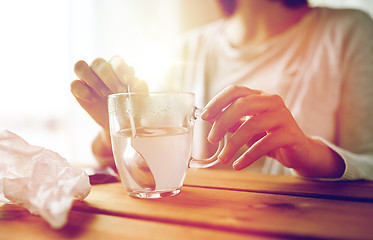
[108,92,227,198]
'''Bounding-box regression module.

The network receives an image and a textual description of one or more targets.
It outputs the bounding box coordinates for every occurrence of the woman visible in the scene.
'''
[71,0,373,180]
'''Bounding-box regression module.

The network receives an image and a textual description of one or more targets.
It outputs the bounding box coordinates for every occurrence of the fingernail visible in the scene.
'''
[201,109,209,119]
[74,60,85,78]
[207,133,217,143]
[232,160,241,170]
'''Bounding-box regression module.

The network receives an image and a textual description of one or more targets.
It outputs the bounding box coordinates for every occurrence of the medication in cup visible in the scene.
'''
[108,92,227,198]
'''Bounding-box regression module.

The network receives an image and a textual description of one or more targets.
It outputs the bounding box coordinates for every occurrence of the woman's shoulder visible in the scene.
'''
[310,7,373,49]
[317,7,373,30]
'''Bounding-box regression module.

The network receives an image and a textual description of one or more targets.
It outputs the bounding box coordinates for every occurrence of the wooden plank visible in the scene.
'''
[184,169,373,201]
[72,183,373,240]
[0,204,275,240]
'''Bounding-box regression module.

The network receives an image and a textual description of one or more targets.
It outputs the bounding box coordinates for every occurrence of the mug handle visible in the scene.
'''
[189,107,228,168]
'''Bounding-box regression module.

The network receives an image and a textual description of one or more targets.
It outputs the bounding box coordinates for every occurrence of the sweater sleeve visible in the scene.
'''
[314,10,373,181]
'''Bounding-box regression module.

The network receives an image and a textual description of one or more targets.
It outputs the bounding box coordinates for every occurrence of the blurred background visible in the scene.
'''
[1,0,372,166]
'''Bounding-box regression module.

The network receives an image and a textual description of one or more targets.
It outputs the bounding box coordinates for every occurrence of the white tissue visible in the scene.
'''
[0,130,91,229]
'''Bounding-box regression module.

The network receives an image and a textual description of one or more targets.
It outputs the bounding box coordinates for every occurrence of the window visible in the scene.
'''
[0,0,183,166]
[1,0,372,166]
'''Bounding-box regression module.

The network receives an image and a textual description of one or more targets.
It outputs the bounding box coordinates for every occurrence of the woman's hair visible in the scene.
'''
[218,0,309,17]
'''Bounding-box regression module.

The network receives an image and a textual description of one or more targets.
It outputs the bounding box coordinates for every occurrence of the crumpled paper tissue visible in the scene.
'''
[0,130,91,229]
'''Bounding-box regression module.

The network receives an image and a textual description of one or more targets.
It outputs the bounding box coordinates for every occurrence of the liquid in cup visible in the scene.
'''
[111,127,192,198]
[108,92,226,199]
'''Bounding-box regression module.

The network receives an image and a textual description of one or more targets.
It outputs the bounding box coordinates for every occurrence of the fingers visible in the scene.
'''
[207,93,284,143]
[227,118,246,133]
[200,85,307,171]
[91,58,128,93]
[70,80,98,104]
[232,128,291,170]
[72,56,148,131]
[201,85,262,121]
[217,110,286,163]
[75,56,148,96]
[74,60,112,97]
[109,55,149,92]
[109,55,133,85]
[245,132,267,148]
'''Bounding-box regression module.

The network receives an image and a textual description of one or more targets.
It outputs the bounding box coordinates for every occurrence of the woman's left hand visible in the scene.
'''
[201,85,345,178]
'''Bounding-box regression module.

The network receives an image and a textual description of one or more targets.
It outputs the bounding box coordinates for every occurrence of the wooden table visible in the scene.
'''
[1,168,373,240]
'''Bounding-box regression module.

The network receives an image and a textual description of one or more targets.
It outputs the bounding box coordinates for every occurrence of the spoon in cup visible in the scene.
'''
[123,85,156,190]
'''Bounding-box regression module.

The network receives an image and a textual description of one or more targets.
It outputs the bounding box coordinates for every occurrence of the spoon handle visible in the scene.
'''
[125,84,137,137]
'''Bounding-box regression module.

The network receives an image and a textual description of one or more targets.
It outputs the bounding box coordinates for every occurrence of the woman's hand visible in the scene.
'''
[201,85,345,178]
[71,56,148,167]
[71,55,148,131]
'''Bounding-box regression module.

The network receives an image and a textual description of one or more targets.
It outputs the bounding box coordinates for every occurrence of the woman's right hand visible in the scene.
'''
[71,55,148,167]
[71,55,148,131]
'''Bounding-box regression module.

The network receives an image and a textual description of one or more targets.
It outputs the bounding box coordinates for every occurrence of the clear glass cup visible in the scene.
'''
[108,92,226,198]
